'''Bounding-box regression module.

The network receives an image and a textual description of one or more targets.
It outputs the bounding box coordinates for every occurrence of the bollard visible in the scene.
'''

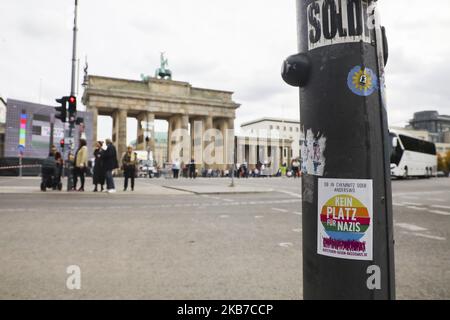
[282,0,395,299]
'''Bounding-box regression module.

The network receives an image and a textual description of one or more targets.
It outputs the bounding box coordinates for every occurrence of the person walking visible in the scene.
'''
[73,139,88,191]
[172,158,180,179]
[280,162,287,177]
[103,139,119,193]
[188,158,196,179]
[240,162,249,178]
[292,158,300,178]
[93,141,105,192]
[122,146,138,191]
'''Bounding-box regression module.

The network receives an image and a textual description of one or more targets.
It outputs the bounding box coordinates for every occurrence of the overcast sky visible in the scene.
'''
[1,0,450,142]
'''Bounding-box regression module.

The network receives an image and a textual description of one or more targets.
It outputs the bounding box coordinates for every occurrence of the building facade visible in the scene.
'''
[389,126,430,141]
[82,75,240,169]
[0,96,5,124]
[4,99,94,159]
[0,97,6,157]
[240,118,302,162]
[409,111,450,143]
[235,135,292,173]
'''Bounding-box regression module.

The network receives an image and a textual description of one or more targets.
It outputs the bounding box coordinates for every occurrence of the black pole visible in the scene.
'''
[282,0,395,299]
[49,120,54,153]
[66,0,78,191]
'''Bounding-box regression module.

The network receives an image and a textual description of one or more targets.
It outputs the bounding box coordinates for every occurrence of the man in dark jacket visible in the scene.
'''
[188,158,196,179]
[102,139,119,193]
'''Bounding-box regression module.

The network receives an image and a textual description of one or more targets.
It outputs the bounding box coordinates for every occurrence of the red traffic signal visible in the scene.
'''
[68,95,77,115]
[60,139,65,148]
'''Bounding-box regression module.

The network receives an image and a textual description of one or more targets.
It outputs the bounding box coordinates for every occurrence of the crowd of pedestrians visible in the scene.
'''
[62,138,130,193]
[42,138,303,192]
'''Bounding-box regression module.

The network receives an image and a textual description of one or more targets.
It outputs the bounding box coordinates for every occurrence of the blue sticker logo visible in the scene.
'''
[347,66,378,97]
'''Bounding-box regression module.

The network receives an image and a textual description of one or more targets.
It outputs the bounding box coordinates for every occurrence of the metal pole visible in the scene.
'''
[61,142,65,179]
[71,0,78,96]
[147,121,150,160]
[19,154,22,177]
[76,59,80,96]
[282,0,395,299]
[67,0,78,191]
[229,137,237,187]
[49,114,54,154]
[229,162,235,187]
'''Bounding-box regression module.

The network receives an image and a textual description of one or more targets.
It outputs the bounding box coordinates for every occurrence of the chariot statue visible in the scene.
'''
[140,52,173,82]
[155,52,172,80]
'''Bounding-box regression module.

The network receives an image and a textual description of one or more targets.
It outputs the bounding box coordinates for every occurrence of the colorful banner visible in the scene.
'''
[19,112,27,153]
[317,178,373,261]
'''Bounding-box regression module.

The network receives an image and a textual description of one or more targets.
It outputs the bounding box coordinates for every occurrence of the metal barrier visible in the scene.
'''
[0,164,42,170]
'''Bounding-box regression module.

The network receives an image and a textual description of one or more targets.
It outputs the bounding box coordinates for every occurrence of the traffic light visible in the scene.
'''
[55,97,68,123]
[68,95,77,122]
[60,139,65,149]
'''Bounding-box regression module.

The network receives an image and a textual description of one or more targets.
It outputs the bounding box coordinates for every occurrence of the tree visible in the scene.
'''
[446,151,450,172]
[437,154,444,170]
[437,153,449,174]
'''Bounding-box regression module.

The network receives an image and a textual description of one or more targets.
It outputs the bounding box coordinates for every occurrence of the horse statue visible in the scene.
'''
[154,52,172,80]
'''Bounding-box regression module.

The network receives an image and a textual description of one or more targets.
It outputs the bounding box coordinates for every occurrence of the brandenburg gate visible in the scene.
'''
[82,74,240,168]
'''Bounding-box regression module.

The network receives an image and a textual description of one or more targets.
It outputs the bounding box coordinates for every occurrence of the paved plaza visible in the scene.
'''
[0,176,449,299]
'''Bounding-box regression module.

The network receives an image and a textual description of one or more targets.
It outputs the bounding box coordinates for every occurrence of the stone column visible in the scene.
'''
[117,109,127,159]
[190,119,195,162]
[136,113,145,150]
[181,115,189,130]
[90,107,98,145]
[228,118,235,166]
[203,116,214,169]
[219,119,228,170]
[147,113,156,157]
[167,117,173,163]
[136,112,155,155]
[204,116,213,131]
[112,110,119,147]
[192,118,204,166]
[181,115,189,161]
[168,115,183,163]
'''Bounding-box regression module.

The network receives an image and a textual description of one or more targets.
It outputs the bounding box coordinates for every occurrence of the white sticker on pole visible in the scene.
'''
[317,178,373,261]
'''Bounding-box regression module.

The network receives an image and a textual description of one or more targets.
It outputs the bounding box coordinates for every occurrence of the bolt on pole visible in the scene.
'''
[282,0,395,299]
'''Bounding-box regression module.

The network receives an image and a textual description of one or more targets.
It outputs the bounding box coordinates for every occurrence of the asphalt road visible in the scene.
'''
[0,176,448,299]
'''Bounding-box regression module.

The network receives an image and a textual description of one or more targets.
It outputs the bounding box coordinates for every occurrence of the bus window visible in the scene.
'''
[399,134,436,155]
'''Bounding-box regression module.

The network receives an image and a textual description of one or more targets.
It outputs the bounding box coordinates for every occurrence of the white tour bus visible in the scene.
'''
[389,130,437,178]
